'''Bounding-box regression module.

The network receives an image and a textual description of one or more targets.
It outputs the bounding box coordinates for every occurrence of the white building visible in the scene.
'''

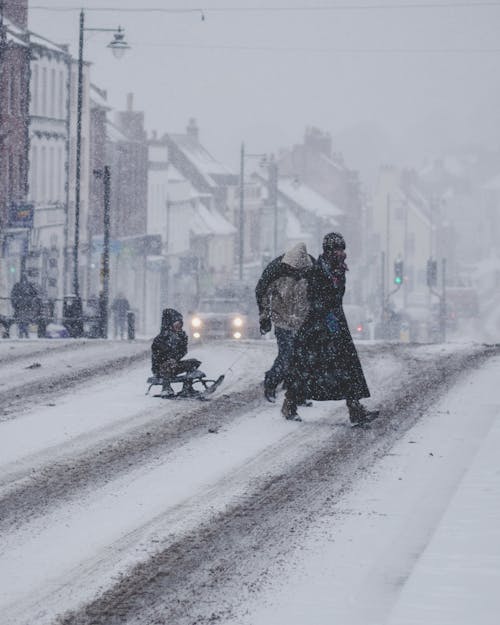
[28,32,71,300]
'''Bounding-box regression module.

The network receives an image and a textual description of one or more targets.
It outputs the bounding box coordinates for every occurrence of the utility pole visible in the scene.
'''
[380,250,386,337]
[440,257,447,342]
[239,142,245,281]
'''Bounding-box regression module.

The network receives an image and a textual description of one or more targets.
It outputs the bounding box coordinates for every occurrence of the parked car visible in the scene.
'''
[188,297,256,341]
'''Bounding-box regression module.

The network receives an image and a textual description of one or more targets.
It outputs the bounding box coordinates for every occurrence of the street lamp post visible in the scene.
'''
[72,9,129,334]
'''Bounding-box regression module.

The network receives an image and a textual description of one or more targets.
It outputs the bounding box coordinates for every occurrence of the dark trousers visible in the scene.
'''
[265,327,296,390]
[159,358,201,379]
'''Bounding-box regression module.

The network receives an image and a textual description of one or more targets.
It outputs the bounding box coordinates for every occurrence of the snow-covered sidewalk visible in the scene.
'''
[235,355,500,625]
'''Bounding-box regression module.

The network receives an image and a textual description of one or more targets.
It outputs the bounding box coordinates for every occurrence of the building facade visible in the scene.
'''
[27,32,71,300]
[0,2,30,302]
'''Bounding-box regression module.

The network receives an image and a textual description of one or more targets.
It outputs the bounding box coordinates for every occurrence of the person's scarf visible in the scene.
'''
[318,251,348,289]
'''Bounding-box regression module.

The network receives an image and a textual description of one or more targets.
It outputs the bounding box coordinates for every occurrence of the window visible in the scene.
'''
[41,146,47,202]
[57,146,63,201]
[50,68,56,117]
[58,70,64,118]
[49,147,55,201]
[31,145,38,200]
[41,67,47,116]
[8,153,15,200]
[9,67,16,114]
[33,64,39,115]
[18,155,24,195]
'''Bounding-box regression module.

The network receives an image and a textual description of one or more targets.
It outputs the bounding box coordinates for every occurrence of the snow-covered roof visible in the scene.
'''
[167,134,235,188]
[319,152,346,173]
[4,17,28,47]
[106,119,128,143]
[90,84,111,111]
[190,204,236,238]
[29,30,69,56]
[278,177,342,222]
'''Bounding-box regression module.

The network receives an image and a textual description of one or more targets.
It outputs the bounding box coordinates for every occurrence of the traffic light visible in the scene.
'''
[426,258,437,288]
[394,260,404,285]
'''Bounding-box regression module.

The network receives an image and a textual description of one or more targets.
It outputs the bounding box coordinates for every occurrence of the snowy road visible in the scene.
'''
[0,338,498,624]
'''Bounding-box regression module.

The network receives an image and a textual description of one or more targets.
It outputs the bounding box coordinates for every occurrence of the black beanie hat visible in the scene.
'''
[323,232,345,252]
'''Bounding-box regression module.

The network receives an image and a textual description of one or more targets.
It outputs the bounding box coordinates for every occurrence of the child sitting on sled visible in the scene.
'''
[151,308,202,397]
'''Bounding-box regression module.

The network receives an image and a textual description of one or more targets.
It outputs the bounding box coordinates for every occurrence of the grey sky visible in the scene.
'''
[29,1,500,172]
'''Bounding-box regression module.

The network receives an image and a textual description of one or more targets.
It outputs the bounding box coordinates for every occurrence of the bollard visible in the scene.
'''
[127,310,135,340]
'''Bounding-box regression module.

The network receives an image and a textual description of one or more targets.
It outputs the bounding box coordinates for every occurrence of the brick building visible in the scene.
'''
[0,0,30,235]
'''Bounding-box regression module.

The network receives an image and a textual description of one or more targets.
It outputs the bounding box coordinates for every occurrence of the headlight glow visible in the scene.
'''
[233,331,242,339]
[191,317,202,328]
[233,317,243,327]
[193,331,201,339]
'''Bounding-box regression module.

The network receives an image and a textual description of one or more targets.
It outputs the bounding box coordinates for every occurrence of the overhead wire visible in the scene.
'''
[29,2,500,13]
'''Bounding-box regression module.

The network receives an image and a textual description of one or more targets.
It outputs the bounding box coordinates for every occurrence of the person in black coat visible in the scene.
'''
[282,232,375,424]
[10,274,40,338]
[151,308,201,397]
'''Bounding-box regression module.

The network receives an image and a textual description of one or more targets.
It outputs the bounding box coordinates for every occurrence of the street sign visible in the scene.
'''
[9,203,34,229]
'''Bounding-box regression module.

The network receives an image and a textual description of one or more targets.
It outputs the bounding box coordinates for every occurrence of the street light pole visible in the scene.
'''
[72,10,129,335]
[73,9,84,302]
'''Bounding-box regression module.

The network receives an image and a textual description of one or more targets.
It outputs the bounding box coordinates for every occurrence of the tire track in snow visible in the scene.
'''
[55,345,500,625]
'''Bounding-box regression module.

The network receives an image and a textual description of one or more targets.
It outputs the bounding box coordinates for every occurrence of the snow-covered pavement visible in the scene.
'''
[234,354,500,625]
[0,338,498,624]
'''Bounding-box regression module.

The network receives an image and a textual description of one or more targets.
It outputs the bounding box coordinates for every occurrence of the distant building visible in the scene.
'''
[147,131,236,324]
[370,166,434,313]
[277,128,366,300]
[166,119,239,215]
[108,93,148,239]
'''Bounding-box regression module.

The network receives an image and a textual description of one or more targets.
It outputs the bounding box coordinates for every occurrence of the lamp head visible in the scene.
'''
[107,26,130,60]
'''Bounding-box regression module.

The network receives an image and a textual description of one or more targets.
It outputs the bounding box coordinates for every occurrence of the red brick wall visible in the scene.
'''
[3,0,28,28]
[0,41,30,228]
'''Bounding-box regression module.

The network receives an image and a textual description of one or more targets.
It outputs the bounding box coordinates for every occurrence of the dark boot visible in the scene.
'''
[264,374,277,403]
[281,397,302,421]
[347,400,379,425]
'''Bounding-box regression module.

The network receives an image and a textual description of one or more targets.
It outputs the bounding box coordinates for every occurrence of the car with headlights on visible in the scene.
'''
[189,298,251,341]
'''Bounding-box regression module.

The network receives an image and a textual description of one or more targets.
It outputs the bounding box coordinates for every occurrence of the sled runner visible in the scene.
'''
[146,369,224,400]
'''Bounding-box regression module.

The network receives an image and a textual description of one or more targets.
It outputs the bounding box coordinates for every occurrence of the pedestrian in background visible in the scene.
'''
[111,293,130,339]
[10,274,40,339]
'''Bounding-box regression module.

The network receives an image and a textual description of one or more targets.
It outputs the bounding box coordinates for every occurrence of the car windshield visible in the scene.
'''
[198,299,241,313]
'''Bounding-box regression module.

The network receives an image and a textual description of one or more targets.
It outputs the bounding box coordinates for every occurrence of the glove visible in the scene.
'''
[259,317,272,335]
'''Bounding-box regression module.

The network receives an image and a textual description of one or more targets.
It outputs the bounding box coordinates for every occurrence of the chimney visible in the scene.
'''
[186,117,199,141]
[126,93,134,112]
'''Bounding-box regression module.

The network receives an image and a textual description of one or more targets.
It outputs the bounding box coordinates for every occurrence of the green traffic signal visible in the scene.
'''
[393,260,404,285]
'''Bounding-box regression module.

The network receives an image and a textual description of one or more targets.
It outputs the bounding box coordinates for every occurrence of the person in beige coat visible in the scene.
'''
[255,242,314,403]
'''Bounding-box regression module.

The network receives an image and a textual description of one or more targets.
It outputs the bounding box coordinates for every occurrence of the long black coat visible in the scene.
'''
[288,256,370,402]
